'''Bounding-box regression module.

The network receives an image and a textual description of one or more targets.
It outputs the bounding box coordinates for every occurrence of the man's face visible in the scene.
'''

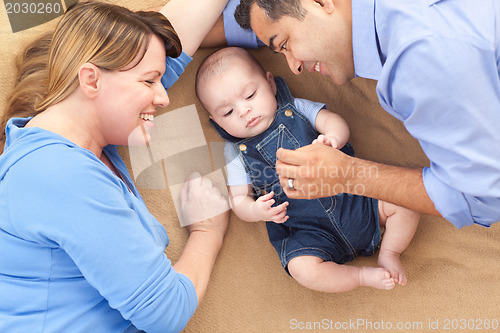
[249,0,355,86]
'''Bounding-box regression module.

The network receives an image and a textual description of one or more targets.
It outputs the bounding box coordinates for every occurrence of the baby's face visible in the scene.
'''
[200,57,278,138]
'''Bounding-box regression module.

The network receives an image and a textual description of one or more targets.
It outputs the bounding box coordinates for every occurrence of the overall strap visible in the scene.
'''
[274,76,295,109]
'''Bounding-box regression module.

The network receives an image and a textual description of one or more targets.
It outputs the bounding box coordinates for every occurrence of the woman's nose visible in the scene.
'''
[155,85,170,107]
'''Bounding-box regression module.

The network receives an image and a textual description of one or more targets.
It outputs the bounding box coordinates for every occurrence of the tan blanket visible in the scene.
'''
[1,2,499,332]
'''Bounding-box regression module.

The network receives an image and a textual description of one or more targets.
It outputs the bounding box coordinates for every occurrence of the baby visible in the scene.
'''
[195,47,420,292]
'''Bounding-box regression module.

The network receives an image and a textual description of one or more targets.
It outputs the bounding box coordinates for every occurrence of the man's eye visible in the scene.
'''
[223,110,233,117]
[280,41,288,52]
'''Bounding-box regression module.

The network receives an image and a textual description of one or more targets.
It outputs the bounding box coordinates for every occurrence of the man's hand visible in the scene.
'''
[276,144,352,199]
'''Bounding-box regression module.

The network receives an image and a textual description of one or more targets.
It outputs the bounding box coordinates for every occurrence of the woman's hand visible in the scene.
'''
[180,172,229,238]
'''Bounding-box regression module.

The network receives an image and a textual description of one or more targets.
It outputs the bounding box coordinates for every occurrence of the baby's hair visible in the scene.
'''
[195,47,265,107]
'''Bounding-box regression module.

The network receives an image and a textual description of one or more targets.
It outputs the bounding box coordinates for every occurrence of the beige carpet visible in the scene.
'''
[1,1,499,332]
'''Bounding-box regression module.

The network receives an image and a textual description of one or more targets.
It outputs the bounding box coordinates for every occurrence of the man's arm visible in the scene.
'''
[275,144,440,216]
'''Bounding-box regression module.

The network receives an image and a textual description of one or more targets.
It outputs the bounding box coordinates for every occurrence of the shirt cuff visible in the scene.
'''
[223,0,259,48]
[161,52,193,90]
[423,167,474,228]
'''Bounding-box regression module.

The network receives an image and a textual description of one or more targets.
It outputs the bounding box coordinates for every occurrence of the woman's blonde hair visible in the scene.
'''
[1,0,181,152]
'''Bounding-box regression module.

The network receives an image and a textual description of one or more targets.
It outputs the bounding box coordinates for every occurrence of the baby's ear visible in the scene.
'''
[266,72,277,95]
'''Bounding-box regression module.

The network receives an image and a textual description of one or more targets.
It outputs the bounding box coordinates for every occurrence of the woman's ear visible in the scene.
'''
[78,63,101,98]
[266,72,277,95]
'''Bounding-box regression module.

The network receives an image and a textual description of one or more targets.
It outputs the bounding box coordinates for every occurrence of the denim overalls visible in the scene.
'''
[211,77,381,273]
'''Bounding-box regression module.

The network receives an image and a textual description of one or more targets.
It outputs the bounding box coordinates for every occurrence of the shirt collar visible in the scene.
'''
[351,0,383,80]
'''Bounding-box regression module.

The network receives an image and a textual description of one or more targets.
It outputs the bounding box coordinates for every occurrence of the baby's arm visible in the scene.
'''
[229,184,289,223]
[313,109,350,149]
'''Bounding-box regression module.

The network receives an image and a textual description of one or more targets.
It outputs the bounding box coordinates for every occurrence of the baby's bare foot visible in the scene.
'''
[378,249,407,285]
[359,267,395,290]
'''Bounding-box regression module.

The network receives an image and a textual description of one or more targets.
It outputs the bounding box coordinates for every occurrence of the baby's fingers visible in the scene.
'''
[257,191,275,202]
[269,201,289,215]
[271,211,289,224]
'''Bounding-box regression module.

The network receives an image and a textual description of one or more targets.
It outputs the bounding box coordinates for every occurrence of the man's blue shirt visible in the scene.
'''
[352,0,500,228]
[224,0,500,228]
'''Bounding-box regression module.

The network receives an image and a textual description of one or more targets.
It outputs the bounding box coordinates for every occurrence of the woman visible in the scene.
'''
[0,1,229,332]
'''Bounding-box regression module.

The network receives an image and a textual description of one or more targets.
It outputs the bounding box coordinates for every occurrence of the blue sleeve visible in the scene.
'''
[8,145,197,333]
[223,0,263,48]
[224,141,251,186]
[161,52,193,90]
[293,97,326,130]
[376,37,500,228]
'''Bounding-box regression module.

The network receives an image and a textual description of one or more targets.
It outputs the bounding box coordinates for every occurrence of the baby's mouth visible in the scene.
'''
[246,116,261,128]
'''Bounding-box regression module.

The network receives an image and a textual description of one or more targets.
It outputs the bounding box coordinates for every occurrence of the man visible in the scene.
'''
[222,0,500,229]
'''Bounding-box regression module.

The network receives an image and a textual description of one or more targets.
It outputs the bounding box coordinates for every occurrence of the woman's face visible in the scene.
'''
[96,35,169,146]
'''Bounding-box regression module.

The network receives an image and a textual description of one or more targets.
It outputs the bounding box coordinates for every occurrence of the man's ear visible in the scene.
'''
[78,63,101,98]
[266,72,277,95]
[313,0,335,14]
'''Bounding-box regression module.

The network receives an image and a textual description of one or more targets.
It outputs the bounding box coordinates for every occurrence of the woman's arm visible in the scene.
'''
[173,173,229,302]
[160,0,229,56]
[200,16,227,48]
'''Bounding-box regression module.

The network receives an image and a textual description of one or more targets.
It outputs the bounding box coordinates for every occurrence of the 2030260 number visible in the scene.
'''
[443,318,499,330]
[5,2,62,15]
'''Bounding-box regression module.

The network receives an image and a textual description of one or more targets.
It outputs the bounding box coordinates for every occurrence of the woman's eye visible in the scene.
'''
[223,110,233,117]
[145,80,155,86]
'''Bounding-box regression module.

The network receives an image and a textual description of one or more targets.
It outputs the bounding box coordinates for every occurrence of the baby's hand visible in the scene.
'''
[312,134,339,148]
[253,191,289,224]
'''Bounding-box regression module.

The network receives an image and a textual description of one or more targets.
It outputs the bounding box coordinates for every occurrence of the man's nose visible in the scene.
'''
[285,52,303,75]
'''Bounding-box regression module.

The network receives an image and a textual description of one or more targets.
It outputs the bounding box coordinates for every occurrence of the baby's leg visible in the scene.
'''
[287,255,395,292]
[377,201,420,285]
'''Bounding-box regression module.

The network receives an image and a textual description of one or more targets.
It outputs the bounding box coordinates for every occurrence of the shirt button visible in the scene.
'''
[285,109,293,117]
[239,144,247,152]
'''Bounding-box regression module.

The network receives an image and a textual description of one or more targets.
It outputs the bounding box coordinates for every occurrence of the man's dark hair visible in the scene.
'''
[235,0,306,30]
